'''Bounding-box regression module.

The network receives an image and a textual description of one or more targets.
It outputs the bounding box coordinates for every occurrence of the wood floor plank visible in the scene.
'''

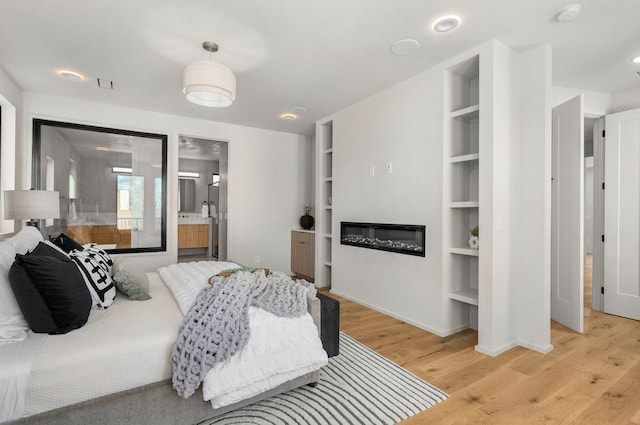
[569,359,640,425]
[321,254,640,424]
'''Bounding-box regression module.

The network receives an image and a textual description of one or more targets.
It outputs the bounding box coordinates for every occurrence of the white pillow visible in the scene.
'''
[0,240,28,341]
[7,226,43,255]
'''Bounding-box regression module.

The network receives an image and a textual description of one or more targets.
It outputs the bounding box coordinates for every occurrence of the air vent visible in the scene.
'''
[97,78,114,90]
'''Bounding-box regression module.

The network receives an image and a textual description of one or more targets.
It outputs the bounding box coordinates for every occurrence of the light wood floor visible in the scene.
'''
[325,255,640,424]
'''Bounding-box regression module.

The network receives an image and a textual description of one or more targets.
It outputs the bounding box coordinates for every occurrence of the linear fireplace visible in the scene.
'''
[340,221,426,257]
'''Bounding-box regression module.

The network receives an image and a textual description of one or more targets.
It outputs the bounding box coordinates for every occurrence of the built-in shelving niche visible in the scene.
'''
[315,119,334,288]
[444,54,480,329]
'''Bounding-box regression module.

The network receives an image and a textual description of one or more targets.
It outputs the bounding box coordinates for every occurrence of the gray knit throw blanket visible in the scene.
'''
[171,271,315,399]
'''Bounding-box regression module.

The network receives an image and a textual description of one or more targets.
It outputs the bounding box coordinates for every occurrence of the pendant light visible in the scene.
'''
[183,41,236,107]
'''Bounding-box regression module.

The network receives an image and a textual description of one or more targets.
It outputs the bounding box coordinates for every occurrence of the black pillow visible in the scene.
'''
[52,233,84,253]
[9,242,91,334]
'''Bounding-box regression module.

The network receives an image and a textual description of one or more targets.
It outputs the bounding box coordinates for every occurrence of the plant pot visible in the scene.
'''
[468,235,479,250]
[300,214,314,230]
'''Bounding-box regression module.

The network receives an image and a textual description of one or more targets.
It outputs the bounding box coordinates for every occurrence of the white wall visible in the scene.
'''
[19,92,311,274]
[514,45,553,353]
[328,40,552,354]
[475,40,520,355]
[552,86,611,116]
[330,64,446,335]
[610,88,640,113]
[0,67,21,234]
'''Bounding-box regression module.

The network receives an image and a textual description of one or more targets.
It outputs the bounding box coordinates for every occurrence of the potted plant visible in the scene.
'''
[468,225,479,250]
[300,204,314,230]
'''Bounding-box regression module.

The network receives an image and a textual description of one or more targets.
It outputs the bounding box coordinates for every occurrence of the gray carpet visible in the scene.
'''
[199,333,448,425]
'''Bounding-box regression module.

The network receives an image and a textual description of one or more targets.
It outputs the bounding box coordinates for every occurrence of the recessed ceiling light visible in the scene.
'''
[391,39,421,55]
[96,146,109,152]
[432,15,460,33]
[56,69,85,81]
[280,113,298,120]
[556,4,581,22]
[632,56,640,64]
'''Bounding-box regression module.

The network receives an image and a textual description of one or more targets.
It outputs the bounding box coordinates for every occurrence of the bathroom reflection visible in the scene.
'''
[32,120,167,253]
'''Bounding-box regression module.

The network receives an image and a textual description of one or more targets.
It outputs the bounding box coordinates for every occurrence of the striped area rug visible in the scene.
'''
[201,333,448,425]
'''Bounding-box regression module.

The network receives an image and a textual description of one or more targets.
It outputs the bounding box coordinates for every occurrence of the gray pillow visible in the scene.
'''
[113,270,151,301]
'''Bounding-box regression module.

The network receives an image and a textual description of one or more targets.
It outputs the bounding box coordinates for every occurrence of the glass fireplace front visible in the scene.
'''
[340,222,426,257]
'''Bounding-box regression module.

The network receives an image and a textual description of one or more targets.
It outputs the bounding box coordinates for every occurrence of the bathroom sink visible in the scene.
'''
[178,215,211,225]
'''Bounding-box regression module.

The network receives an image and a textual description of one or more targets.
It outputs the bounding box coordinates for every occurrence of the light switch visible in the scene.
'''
[386,163,393,174]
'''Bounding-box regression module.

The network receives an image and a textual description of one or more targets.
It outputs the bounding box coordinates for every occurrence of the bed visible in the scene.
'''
[0,228,327,425]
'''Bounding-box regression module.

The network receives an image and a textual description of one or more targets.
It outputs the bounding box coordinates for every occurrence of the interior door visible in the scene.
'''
[551,95,584,333]
[604,108,640,319]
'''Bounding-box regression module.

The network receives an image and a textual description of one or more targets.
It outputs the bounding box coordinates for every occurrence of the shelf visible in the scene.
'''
[449,247,479,256]
[450,153,479,163]
[324,177,333,182]
[450,201,479,208]
[449,288,479,306]
[324,205,332,210]
[451,104,479,119]
[323,234,332,239]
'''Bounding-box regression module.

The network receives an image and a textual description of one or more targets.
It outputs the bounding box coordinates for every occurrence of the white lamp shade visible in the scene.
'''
[183,60,236,107]
[4,190,61,220]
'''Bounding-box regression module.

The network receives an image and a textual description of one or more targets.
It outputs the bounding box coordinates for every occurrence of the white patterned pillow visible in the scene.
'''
[70,245,115,309]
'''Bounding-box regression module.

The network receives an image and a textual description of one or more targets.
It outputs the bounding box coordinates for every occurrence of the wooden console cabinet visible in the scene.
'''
[291,230,315,281]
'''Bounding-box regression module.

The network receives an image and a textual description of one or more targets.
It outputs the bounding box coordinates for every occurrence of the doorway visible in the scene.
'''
[177,136,228,262]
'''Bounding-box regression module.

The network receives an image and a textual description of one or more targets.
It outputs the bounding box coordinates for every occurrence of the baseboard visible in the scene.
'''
[329,289,451,337]
[519,341,554,354]
[474,341,519,357]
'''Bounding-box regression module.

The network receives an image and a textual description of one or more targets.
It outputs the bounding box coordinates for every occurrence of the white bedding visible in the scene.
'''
[204,307,327,408]
[157,261,328,408]
[158,260,240,314]
[0,332,47,421]
[17,261,327,418]
[23,273,183,417]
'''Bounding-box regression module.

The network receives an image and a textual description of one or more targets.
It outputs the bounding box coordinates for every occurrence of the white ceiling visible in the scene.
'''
[1,0,638,135]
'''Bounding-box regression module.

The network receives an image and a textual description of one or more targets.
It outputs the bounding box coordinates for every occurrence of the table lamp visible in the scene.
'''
[4,189,61,229]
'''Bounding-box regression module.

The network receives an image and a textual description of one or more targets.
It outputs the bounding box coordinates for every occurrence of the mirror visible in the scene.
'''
[32,119,167,253]
[178,178,196,212]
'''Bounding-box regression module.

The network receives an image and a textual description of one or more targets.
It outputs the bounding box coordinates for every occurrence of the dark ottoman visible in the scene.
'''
[316,293,340,357]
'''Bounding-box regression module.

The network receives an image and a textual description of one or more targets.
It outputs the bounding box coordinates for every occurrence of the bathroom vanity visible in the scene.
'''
[178,214,214,257]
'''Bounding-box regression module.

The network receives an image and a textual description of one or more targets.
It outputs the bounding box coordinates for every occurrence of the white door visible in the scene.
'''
[604,108,640,319]
[551,95,584,333]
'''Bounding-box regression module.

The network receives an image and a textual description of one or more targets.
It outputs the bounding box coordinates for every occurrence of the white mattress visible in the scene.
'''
[23,273,183,417]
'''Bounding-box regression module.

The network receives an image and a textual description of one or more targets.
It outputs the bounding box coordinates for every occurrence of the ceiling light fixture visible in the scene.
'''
[280,113,298,120]
[391,39,421,55]
[632,56,640,64]
[56,69,85,81]
[432,15,460,33]
[183,41,236,107]
[556,4,582,22]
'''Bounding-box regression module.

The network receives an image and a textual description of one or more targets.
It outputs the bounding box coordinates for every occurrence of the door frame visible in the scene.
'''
[591,115,605,312]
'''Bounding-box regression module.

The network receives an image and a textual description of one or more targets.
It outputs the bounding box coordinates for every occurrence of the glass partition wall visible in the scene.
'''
[32,119,167,253]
